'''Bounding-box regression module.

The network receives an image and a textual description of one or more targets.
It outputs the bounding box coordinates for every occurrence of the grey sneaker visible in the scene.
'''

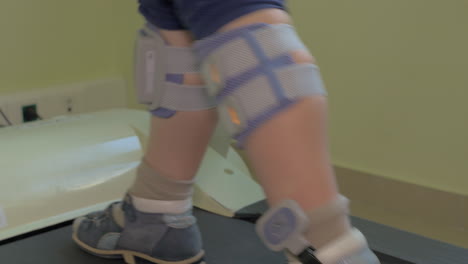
[72,194,205,264]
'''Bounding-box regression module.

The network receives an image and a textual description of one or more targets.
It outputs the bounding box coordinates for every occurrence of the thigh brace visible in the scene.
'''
[194,23,327,145]
[135,23,216,118]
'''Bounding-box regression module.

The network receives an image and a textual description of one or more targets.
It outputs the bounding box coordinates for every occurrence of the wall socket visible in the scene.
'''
[22,104,40,123]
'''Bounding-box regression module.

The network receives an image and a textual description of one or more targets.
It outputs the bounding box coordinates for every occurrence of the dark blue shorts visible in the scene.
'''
[138,0,286,39]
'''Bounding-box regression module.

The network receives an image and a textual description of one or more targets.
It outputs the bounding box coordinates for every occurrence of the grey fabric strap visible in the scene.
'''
[305,195,352,249]
[129,160,195,201]
[136,24,214,111]
[160,83,217,111]
[278,64,327,99]
[166,46,198,73]
[144,24,198,73]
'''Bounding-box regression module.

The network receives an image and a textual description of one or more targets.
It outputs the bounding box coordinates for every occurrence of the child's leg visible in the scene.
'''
[72,2,215,264]
[180,1,380,262]
[130,29,217,198]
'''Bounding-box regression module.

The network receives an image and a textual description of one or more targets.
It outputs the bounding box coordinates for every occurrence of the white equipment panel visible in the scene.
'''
[0,109,264,241]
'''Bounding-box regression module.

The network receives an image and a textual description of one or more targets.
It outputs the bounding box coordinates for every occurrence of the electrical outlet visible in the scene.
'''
[22,104,41,123]
[1,78,126,124]
[66,87,86,114]
[37,89,83,119]
[65,96,74,113]
[8,97,40,125]
[61,90,84,114]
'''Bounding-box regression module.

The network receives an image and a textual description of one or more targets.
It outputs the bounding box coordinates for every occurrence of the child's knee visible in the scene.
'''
[194,23,327,146]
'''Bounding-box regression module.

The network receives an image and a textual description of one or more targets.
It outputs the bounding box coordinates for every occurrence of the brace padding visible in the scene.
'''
[134,23,216,112]
[194,23,327,145]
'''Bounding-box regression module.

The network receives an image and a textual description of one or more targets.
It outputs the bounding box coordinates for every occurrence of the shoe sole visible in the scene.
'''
[72,233,206,264]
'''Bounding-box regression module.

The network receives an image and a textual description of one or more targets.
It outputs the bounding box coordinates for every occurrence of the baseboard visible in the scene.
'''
[335,166,467,248]
[231,145,467,248]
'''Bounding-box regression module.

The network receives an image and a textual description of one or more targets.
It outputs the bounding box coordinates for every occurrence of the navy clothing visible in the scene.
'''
[138,0,286,39]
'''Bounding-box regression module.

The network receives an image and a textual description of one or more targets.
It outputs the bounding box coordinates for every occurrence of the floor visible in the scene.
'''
[0,208,421,264]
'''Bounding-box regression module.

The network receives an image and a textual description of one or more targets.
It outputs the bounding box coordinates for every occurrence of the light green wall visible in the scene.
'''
[0,1,117,93]
[289,1,468,195]
[0,0,144,105]
[1,1,466,195]
[109,1,144,110]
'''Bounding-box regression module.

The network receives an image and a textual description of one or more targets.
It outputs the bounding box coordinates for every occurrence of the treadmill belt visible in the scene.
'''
[0,209,285,264]
[0,208,418,264]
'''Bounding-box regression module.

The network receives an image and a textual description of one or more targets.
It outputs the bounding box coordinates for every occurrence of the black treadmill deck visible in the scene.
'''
[1,207,465,264]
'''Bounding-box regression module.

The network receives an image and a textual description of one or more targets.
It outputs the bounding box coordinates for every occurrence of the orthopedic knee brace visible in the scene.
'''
[135,23,216,118]
[194,23,327,145]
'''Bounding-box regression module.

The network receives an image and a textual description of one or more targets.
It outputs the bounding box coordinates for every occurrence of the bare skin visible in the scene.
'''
[144,30,217,182]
